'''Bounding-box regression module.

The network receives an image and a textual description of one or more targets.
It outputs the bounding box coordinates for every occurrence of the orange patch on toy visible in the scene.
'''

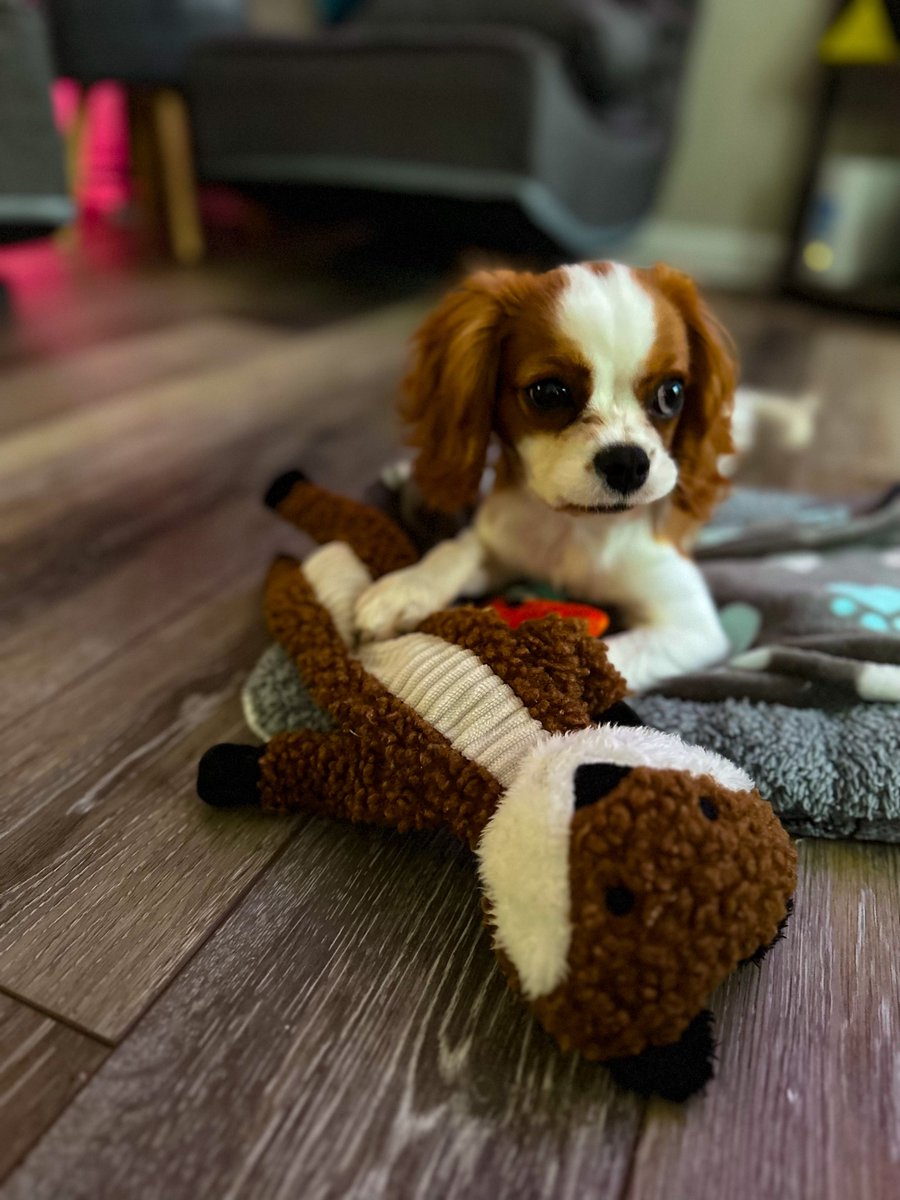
[488,597,610,637]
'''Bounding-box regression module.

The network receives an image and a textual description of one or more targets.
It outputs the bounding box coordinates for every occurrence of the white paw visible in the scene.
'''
[354,571,442,641]
[604,624,730,694]
[603,631,661,694]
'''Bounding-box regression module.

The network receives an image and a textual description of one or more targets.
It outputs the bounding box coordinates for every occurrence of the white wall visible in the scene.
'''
[249,0,316,34]
[623,0,834,287]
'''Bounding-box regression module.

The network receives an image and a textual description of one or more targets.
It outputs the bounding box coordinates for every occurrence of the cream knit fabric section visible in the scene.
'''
[359,635,546,788]
[302,541,373,646]
[301,539,546,784]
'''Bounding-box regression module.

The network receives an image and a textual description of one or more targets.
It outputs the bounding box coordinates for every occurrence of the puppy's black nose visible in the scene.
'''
[594,445,650,495]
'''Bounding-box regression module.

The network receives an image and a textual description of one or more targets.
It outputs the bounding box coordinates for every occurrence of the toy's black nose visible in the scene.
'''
[594,444,650,495]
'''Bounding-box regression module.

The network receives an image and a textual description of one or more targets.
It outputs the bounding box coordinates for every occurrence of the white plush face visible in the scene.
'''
[476,723,754,1001]
[512,264,683,514]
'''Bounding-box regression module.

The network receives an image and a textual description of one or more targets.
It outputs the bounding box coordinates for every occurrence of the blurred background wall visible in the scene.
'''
[250,0,317,34]
[624,0,833,286]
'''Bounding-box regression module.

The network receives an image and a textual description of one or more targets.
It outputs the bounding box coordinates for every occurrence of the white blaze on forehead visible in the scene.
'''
[556,263,657,399]
[477,722,756,1001]
[515,263,675,509]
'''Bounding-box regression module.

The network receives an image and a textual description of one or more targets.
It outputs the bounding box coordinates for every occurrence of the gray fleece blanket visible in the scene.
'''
[636,485,900,840]
[666,484,900,705]
[244,485,900,842]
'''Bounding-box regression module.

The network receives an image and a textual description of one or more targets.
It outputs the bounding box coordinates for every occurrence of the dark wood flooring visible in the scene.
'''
[1,225,898,1199]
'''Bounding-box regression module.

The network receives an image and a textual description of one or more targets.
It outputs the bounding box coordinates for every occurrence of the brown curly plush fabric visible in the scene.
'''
[418,608,626,733]
[531,768,796,1058]
[271,478,418,578]
[260,555,502,845]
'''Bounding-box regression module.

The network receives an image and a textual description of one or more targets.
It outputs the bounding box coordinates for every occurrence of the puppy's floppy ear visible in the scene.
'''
[649,264,738,541]
[400,270,516,514]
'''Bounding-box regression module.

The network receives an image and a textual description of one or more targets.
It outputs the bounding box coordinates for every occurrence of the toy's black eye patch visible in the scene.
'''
[605,885,635,916]
[699,797,719,821]
[574,762,632,809]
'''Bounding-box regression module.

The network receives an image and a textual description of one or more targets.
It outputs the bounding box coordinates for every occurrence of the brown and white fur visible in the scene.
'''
[354,261,737,693]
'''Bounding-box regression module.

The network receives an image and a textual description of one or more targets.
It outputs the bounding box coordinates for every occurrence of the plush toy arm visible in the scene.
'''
[264,470,420,579]
[578,635,630,719]
[197,729,368,814]
[259,729,373,817]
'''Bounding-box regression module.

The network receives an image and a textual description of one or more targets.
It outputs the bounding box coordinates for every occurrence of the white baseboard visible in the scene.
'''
[617,220,788,290]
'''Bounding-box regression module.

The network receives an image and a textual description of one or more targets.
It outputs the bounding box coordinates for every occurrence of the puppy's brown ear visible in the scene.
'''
[649,264,738,543]
[400,270,515,513]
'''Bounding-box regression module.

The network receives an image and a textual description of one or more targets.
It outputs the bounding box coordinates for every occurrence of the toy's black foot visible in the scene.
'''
[264,469,308,510]
[604,1009,716,1102]
[197,744,264,808]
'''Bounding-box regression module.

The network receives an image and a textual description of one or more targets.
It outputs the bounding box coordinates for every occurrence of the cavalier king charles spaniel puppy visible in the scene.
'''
[354,261,736,693]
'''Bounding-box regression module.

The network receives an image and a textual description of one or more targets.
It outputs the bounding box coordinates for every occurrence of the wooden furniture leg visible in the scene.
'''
[150,88,205,266]
[54,85,89,246]
[127,87,165,250]
[64,86,90,200]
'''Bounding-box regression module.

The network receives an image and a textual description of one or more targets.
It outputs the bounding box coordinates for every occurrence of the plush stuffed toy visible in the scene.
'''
[198,473,797,1101]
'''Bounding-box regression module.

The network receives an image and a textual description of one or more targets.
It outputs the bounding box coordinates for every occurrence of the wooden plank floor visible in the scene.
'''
[1,230,898,1198]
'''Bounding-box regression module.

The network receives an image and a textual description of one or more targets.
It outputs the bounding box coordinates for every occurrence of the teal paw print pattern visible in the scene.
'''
[827,583,900,633]
[718,602,764,655]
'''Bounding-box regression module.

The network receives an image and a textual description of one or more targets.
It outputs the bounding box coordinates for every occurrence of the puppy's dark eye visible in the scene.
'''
[699,797,719,821]
[526,378,572,412]
[650,378,684,419]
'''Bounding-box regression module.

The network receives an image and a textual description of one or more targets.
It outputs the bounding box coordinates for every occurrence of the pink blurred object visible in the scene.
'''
[52,78,131,216]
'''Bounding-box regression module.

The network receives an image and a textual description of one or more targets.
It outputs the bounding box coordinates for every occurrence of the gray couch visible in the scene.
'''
[188,0,697,254]
[42,0,248,85]
[0,0,71,245]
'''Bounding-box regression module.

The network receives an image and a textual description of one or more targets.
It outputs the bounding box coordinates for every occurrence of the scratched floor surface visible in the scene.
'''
[0,226,898,1200]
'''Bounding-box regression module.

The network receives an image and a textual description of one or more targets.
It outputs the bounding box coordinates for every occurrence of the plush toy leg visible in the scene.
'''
[197,744,264,808]
[256,729,376,818]
[576,636,630,718]
[604,1009,717,1102]
[198,730,367,815]
[263,470,419,579]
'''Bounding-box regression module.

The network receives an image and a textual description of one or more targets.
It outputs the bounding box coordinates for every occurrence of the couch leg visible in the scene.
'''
[128,88,165,241]
[150,88,205,267]
[53,84,89,248]
[65,86,90,200]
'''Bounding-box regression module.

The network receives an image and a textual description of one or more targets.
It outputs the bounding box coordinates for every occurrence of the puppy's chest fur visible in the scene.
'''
[475,487,660,606]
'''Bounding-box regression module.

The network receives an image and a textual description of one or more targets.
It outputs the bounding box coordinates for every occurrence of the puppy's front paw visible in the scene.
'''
[602,631,658,694]
[604,623,731,694]
[354,572,441,641]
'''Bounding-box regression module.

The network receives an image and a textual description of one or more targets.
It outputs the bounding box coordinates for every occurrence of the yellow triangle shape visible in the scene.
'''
[820,0,899,63]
